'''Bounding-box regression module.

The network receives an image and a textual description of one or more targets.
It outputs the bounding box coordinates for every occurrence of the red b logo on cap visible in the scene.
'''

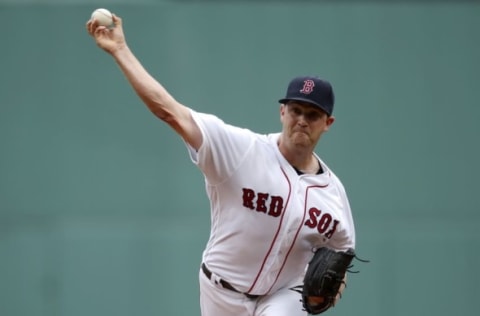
[300,79,315,94]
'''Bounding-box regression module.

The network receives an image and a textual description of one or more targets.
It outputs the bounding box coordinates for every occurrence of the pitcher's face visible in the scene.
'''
[280,101,335,148]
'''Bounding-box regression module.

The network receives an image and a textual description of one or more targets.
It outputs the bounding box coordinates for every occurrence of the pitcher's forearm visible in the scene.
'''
[112,45,177,119]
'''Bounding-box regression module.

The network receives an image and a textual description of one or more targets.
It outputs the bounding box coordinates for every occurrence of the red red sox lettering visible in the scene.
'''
[242,188,339,239]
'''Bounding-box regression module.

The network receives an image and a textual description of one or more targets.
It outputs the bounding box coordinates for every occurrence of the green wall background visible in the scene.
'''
[1,1,479,315]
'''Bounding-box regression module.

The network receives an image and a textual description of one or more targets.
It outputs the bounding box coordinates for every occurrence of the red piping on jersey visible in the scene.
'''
[247,166,292,294]
[265,179,330,293]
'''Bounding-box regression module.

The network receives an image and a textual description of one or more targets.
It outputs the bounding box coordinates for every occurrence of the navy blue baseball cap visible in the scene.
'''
[278,76,335,116]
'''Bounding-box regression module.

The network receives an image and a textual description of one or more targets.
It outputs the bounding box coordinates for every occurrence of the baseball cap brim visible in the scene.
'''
[278,97,331,115]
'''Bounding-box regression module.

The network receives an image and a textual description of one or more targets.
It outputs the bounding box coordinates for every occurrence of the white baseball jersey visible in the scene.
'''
[187,110,356,296]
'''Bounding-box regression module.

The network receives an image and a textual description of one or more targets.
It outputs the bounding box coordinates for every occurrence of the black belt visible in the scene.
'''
[201,263,260,299]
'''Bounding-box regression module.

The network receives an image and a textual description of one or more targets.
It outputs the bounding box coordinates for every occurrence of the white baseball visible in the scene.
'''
[91,8,113,26]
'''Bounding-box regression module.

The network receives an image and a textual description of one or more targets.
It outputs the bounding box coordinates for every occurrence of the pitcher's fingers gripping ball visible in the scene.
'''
[86,11,126,55]
[293,247,356,314]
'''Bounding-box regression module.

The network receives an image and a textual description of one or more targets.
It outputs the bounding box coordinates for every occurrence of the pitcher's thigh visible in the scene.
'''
[199,269,256,316]
[255,287,307,316]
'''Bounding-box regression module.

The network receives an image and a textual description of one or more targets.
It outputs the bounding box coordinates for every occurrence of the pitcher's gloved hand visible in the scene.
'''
[296,247,356,314]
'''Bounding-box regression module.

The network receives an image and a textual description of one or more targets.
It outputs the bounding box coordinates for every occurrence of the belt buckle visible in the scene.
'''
[202,263,260,299]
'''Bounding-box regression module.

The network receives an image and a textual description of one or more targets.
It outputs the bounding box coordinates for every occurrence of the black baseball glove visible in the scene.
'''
[292,247,356,314]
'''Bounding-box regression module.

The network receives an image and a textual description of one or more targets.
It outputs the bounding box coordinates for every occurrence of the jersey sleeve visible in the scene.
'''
[186,109,256,185]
